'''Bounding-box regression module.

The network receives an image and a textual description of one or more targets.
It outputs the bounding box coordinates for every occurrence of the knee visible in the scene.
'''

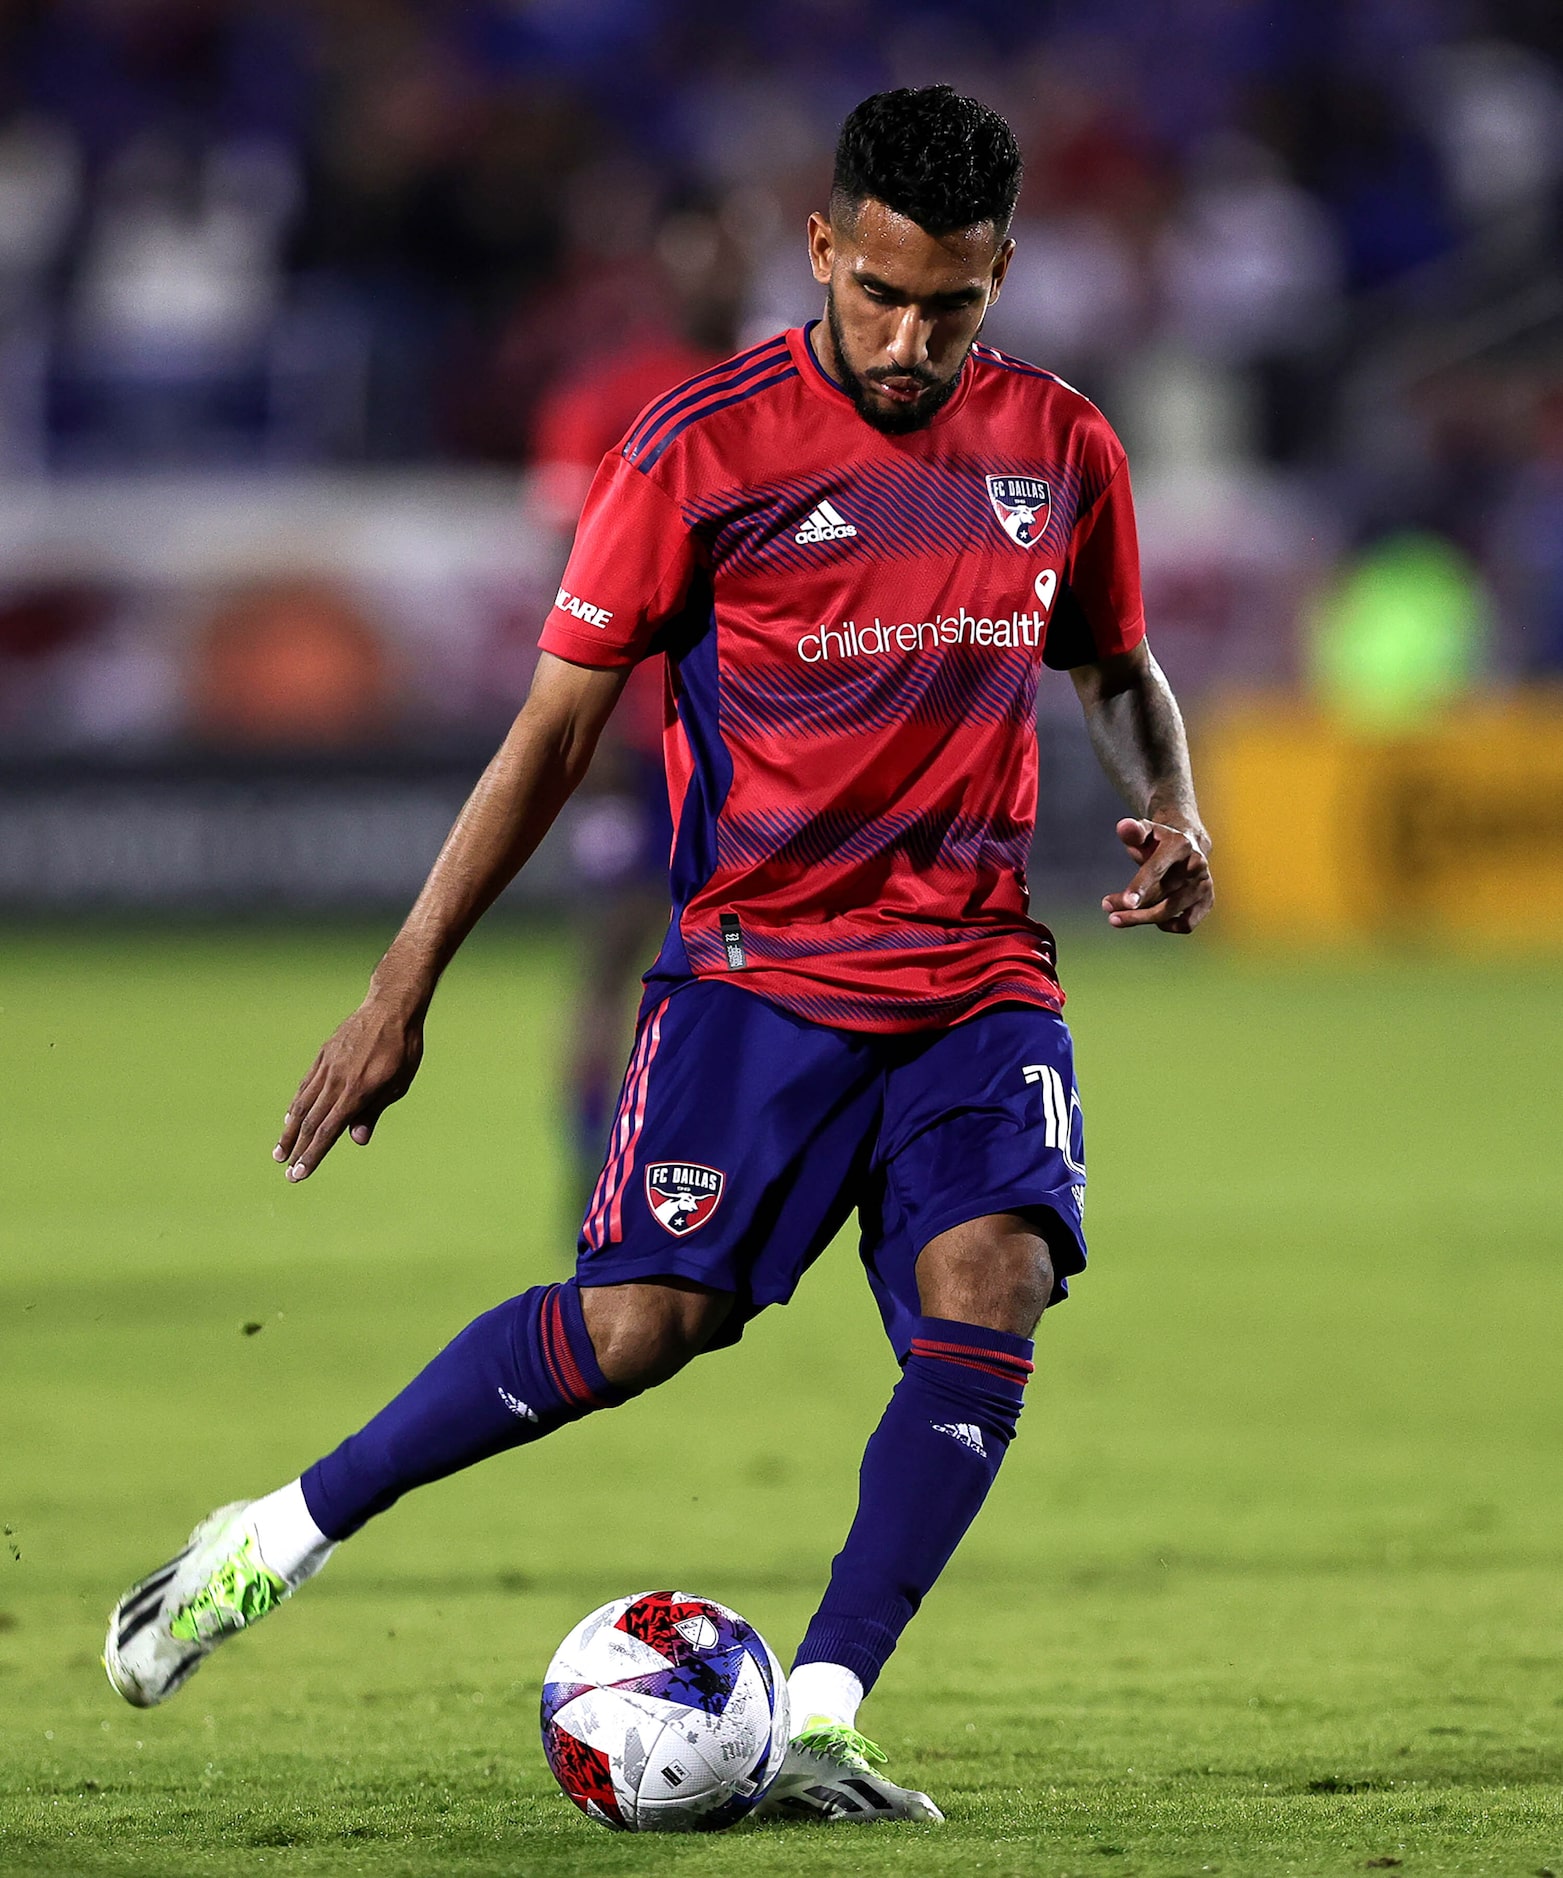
[916,1212,1056,1338]
[977,1238,1054,1333]
[581,1279,731,1391]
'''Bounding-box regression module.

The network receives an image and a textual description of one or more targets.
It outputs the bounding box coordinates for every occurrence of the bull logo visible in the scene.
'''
[645,1162,724,1236]
[986,474,1051,548]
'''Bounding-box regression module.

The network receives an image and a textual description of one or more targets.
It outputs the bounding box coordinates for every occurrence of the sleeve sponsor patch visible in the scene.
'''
[555,588,614,628]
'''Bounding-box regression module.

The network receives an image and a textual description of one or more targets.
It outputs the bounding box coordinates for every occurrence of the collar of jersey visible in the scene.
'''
[789,322,975,432]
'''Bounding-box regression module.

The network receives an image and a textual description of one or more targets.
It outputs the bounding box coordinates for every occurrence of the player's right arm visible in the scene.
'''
[275,443,697,1180]
[274,652,627,1181]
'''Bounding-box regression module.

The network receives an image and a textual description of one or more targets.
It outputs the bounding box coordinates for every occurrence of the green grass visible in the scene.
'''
[2,925,1562,1877]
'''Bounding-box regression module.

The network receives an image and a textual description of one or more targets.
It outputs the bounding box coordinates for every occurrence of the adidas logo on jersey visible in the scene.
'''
[795,499,858,544]
[932,1421,987,1457]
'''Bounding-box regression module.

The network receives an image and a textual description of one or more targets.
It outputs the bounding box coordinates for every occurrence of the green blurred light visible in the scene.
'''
[1310,531,1489,726]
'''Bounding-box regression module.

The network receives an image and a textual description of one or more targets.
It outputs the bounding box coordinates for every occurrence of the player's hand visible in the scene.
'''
[1103,817,1213,934]
[272,996,425,1181]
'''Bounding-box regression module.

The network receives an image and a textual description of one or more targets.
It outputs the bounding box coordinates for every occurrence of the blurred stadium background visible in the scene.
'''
[0,0,1560,933]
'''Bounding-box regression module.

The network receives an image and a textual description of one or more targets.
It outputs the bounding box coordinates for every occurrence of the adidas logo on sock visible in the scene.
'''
[932,1421,986,1457]
[795,499,858,544]
[497,1387,538,1422]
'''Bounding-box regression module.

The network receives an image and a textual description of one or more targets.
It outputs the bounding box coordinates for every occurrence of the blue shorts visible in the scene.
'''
[577,981,1087,1358]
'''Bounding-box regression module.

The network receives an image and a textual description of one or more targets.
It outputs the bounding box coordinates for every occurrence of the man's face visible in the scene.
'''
[808,197,1013,434]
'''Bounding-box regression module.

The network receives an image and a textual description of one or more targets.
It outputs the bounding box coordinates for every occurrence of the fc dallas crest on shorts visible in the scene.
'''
[645,1162,725,1235]
[986,474,1051,547]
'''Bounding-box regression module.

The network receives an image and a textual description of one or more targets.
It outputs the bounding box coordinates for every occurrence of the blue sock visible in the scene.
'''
[793,1316,1034,1694]
[300,1280,626,1540]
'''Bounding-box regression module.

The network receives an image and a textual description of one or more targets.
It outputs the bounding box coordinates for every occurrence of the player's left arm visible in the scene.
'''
[1070,639,1213,933]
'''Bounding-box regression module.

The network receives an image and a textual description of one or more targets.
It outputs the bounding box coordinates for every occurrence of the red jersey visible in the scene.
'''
[531,338,722,759]
[539,323,1146,1032]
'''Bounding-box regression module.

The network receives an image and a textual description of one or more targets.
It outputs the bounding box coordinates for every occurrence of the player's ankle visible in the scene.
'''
[787,1660,865,1732]
[248,1479,336,1586]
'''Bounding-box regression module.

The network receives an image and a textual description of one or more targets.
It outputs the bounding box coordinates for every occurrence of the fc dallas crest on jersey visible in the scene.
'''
[986,474,1051,547]
[646,1162,724,1235]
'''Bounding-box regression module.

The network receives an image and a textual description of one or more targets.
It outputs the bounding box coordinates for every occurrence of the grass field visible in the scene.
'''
[3,925,1562,1877]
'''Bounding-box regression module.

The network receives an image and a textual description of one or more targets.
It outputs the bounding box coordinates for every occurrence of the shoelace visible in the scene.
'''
[169,1539,285,1642]
[792,1721,889,1771]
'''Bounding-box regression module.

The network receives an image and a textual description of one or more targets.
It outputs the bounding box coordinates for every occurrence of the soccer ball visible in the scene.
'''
[540,1589,790,1831]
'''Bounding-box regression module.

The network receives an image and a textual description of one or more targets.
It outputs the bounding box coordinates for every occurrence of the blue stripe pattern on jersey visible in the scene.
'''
[683,456,1091,574]
[719,638,1042,740]
[972,343,1075,388]
[623,338,792,454]
[623,339,794,466]
[633,366,799,471]
[623,336,790,457]
[712,806,1033,878]
[644,604,730,991]
[799,320,843,392]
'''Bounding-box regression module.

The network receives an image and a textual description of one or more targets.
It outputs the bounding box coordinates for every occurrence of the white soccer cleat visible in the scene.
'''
[756,1718,945,1824]
[104,1500,311,1708]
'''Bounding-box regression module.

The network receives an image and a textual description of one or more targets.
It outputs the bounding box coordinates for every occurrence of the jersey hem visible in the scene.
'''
[645,965,1066,1035]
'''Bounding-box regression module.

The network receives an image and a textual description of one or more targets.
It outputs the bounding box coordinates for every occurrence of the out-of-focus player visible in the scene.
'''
[529,205,741,1211]
[108,89,1212,1824]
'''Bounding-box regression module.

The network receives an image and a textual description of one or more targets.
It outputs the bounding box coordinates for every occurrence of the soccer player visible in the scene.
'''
[107,87,1213,1824]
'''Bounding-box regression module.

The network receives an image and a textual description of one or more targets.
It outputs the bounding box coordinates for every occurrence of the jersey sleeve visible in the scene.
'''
[539,453,698,668]
[1044,447,1148,670]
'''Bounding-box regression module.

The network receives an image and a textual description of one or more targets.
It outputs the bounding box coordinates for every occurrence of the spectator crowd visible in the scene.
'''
[0,0,1561,720]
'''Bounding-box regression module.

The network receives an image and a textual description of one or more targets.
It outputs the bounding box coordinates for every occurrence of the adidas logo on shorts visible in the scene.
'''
[932,1421,986,1457]
[795,499,859,544]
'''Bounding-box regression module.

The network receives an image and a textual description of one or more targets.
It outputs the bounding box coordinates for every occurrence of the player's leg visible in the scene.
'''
[297,1275,730,1539]
[760,1214,1050,1824]
[787,1211,1052,1706]
[108,981,877,1709]
[105,1275,728,1708]
[106,983,743,1709]
[766,1006,1086,1822]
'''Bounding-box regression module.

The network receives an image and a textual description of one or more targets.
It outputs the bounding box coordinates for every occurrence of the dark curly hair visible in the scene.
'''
[831,86,1022,237]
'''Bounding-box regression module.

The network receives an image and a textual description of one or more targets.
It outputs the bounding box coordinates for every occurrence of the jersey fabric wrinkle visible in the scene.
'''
[538,323,1147,1035]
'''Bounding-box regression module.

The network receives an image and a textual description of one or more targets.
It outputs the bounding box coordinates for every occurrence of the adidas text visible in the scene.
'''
[795,499,858,545]
[932,1421,987,1457]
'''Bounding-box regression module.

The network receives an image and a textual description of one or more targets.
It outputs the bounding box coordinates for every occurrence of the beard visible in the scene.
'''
[824,287,973,435]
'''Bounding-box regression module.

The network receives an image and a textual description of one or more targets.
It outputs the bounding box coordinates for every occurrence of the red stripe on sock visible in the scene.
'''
[536,1287,570,1401]
[913,1349,1031,1385]
[910,1339,1034,1385]
[546,1288,603,1409]
[911,1337,1034,1374]
[540,1287,601,1410]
